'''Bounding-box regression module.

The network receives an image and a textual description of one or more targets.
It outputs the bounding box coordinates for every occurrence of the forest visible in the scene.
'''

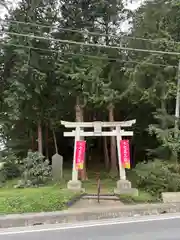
[0,0,180,184]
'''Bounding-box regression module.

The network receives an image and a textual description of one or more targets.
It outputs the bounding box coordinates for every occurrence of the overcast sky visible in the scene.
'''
[128,0,143,10]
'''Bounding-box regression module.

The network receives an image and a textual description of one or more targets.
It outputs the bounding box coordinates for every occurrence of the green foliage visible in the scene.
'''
[0,164,6,185]
[148,111,180,160]
[19,151,51,187]
[134,160,180,197]
[0,153,21,182]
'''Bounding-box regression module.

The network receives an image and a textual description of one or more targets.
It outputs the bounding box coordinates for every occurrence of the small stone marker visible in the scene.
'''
[162,192,180,203]
[52,153,63,181]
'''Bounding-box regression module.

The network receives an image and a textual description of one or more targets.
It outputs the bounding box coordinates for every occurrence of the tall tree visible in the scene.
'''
[1,0,63,154]
[126,0,180,160]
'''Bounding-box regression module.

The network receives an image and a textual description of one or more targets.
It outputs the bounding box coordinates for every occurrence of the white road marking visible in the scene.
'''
[0,213,180,236]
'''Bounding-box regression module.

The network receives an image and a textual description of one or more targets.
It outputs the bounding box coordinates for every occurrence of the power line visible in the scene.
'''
[63,52,177,68]
[2,30,180,56]
[0,41,177,68]
[2,42,58,53]
[1,19,179,46]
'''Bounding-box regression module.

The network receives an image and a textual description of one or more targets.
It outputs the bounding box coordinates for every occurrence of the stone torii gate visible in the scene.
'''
[61,120,138,196]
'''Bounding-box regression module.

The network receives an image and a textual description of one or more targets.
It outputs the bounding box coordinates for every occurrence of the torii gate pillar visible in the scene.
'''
[61,120,138,196]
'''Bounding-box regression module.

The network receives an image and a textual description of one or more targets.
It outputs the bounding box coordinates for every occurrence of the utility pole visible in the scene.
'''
[175,61,180,129]
[174,60,180,162]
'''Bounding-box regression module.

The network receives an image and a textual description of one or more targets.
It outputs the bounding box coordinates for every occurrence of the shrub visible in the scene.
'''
[0,163,6,185]
[0,154,21,181]
[19,151,52,187]
[133,159,180,197]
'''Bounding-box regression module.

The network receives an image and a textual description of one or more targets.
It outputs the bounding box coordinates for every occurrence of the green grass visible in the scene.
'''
[0,186,81,214]
[83,178,116,194]
[0,169,156,214]
[82,170,117,194]
[119,191,158,204]
[0,169,117,214]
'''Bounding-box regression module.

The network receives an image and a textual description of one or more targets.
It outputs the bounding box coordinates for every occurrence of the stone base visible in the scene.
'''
[114,180,138,196]
[67,180,84,192]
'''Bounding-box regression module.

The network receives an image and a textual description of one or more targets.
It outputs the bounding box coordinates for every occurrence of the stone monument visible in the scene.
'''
[52,153,63,181]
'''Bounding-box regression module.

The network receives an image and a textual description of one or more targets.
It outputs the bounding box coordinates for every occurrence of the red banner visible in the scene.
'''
[120,140,130,169]
[75,140,86,170]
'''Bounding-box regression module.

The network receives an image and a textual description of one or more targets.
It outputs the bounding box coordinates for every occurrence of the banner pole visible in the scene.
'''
[116,126,126,180]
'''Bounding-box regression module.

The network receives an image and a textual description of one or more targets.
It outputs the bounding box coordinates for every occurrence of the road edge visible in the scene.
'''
[0,202,180,228]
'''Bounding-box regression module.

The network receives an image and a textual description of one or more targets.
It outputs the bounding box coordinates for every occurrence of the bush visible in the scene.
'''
[0,154,21,182]
[19,151,52,187]
[133,159,180,197]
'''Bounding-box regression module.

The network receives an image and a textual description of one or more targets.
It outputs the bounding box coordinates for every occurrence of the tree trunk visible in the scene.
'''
[108,103,118,174]
[52,129,58,154]
[45,123,49,159]
[104,20,117,173]
[160,97,166,129]
[75,96,88,180]
[37,120,43,154]
[103,136,110,170]
[31,135,35,151]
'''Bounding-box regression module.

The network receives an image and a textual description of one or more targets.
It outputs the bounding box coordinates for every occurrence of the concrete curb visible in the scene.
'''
[0,202,180,228]
[66,193,86,207]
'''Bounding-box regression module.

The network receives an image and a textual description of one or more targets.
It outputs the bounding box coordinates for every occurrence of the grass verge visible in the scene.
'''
[0,170,116,214]
[0,169,157,214]
[119,191,158,204]
[0,186,81,214]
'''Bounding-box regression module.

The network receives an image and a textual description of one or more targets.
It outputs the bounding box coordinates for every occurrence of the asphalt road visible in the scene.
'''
[1,214,180,240]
